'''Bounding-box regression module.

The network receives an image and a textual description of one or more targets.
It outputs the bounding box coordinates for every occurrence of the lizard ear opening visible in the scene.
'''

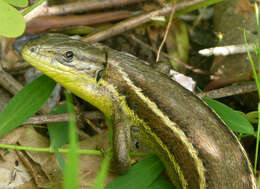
[96,69,104,82]
[95,52,107,82]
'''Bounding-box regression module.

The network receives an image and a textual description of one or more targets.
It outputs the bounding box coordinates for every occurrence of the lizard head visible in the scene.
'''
[21,33,114,117]
[21,33,106,84]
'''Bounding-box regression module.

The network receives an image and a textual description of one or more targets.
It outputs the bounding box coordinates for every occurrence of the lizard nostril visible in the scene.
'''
[30,47,35,52]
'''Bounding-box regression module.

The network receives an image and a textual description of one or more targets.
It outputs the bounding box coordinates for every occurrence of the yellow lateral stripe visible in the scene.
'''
[114,63,206,189]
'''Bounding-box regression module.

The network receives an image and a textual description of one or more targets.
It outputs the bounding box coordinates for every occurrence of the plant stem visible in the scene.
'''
[254,103,260,173]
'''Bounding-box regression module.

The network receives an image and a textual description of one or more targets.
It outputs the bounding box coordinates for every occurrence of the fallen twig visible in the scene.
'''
[128,34,208,74]
[83,0,219,43]
[199,44,255,56]
[26,11,135,34]
[24,0,144,22]
[197,81,257,99]
[0,65,23,95]
[156,2,176,63]
[22,111,103,125]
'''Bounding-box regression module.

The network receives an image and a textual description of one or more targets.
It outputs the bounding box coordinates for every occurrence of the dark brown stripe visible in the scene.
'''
[105,48,255,188]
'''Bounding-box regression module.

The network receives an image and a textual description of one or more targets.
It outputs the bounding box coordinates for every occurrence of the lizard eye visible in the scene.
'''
[63,51,74,62]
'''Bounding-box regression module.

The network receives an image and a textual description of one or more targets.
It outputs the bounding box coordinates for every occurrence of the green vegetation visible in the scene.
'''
[0,0,257,188]
[0,0,45,37]
[0,0,27,37]
[243,2,260,181]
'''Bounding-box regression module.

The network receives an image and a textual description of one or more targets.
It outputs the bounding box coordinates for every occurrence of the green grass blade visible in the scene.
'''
[22,0,45,16]
[175,0,225,17]
[244,10,260,173]
[48,104,69,172]
[3,0,28,7]
[63,90,78,189]
[254,103,260,173]
[202,97,255,135]
[0,75,56,136]
[92,151,113,189]
[48,104,69,149]
[244,29,260,98]
[106,156,166,189]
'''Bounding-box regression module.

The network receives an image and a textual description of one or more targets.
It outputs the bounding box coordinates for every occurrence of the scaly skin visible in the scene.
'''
[21,33,257,189]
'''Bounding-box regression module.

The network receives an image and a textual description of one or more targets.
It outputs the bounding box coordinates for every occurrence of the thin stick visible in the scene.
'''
[22,111,103,125]
[199,44,255,56]
[196,81,257,99]
[156,3,176,63]
[47,0,144,16]
[26,11,134,34]
[24,0,144,22]
[0,66,23,95]
[83,0,214,43]
[128,34,208,74]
